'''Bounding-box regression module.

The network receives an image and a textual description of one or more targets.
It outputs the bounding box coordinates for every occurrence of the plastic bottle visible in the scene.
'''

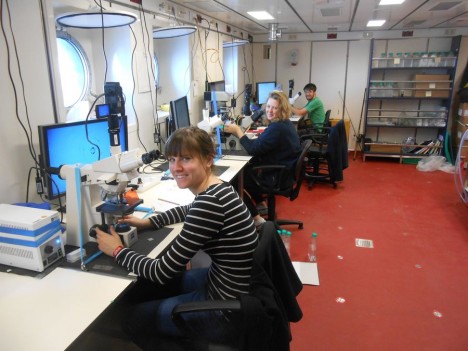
[282,230,291,255]
[308,233,317,262]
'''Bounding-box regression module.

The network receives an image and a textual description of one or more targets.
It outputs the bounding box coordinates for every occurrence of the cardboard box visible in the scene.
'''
[458,115,468,125]
[456,120,468,140]
[455,141,468,158]
[414,74,450,98]
[458,103,468,119]
[370,144,401,153]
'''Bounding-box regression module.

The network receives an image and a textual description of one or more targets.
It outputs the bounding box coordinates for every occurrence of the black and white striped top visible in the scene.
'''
[115,182,258,301]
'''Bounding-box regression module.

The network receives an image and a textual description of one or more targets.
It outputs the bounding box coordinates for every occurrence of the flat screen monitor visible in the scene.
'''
[256,81,276,105]
[209,80,225,92]
[38,117,128,200]
[170,95,191,129]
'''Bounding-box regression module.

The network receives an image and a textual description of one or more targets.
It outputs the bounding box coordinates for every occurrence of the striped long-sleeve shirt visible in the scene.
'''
[115,182,258,301]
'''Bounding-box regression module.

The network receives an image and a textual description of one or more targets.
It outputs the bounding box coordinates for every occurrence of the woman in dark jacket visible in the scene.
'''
[224,90,302,229]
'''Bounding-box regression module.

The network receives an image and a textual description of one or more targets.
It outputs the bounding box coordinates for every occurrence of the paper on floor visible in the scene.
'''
[292,261,320,286]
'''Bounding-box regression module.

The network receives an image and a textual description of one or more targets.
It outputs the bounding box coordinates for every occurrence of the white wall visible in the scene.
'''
[0,0,56,204]
[253,39,371,149]
[0,0,467,206]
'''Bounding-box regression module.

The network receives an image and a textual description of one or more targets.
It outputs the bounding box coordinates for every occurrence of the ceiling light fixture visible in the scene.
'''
[153,25,197,39]
[56,10,138,29]
[379,0,405,5]
[222,39,249,48]
[269,23,282,41]
[247,11,274,20]
[367,19,386,27]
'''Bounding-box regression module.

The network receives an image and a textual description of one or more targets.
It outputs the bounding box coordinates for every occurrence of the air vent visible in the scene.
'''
[429,1,461,11]
[404,19,426,27]
[188,1,228,13]
[320,7,342,17]
[355,238,374,248]
[0,245,34,259]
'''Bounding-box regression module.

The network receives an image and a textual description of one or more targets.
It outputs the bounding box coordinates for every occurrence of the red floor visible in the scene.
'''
[280,154,468,351]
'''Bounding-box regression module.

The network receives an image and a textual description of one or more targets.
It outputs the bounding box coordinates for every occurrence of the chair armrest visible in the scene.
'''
[172,300,241,316]
[250,164,288,192]
[301,132,329,149]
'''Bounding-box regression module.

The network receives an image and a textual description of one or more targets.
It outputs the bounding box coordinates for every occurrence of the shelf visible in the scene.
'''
[363,37,460,163]
[371,57,456,69]
[366,124,445,128]
[368,96,450,100]
[370,65,454,70]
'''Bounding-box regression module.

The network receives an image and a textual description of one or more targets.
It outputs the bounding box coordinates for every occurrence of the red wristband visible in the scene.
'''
[113,245,124,258]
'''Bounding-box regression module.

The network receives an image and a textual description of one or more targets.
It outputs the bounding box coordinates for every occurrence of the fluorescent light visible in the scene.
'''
[247,11,274,20]
[379,0,405,5]
[223,39,249,48]
[56,11,138,29]
[367,20,386,27]
[153,25,197,39]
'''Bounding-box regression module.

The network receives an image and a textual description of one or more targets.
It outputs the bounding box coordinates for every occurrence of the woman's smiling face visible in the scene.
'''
[265,97,280,121]
[168,152,212,194]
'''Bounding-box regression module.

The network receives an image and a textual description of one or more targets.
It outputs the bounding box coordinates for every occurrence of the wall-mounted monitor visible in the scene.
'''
[38,117,128,200]
[170,95,191,130]
[256,81,276,105]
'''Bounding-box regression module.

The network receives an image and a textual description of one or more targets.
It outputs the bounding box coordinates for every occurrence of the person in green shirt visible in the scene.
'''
[291,83,325,135]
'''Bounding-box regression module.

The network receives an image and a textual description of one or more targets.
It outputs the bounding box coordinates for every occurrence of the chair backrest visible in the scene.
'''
[255,221,303,322]
[324,109,331,128]
[290,139,312,201]
[325,119,349,182]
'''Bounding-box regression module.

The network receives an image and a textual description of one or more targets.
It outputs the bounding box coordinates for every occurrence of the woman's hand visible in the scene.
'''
[223,124,244,139]
[96,225,123,257]
[117,215,153,230]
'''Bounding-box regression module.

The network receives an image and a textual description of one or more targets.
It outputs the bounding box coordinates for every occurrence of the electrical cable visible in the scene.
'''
[98,0,109,82]
[1,0,47,205]
[215,23,225,81]
[137,2,159,152]
[128,25,148,153]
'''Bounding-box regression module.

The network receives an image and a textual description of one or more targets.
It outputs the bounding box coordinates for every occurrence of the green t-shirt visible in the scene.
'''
[304,97,325,127]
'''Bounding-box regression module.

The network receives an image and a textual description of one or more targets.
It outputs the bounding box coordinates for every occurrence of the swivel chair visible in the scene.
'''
[302,119,348,189]
[248,139,312,229]
[171,221,303,351]
[297,109,331,137]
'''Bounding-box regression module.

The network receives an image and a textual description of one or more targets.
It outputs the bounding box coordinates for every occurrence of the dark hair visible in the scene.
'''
[165,127,215,169]
[303,83,317,92]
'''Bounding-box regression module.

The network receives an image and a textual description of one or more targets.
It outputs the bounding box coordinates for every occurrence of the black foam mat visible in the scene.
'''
[1,227,174,279]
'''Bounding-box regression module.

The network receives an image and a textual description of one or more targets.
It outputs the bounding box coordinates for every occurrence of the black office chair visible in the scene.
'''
[302,119,348,189]
[297,109,331,137]
[247,139,312,229]
[171,221,303,351]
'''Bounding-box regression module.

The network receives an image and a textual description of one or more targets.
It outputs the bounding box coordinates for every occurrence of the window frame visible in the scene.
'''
[56,30,91,109]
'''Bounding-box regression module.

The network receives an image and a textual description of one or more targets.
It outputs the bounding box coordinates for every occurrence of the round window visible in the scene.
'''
[56,32,90,108]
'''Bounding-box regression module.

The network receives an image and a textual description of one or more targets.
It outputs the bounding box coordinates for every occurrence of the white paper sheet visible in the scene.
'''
[292,261,320,286]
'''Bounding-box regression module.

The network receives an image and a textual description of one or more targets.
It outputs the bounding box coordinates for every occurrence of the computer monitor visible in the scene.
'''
[209,80,226,92]
[256,81,276,105]
[170,95,191,129]
[38,117,128,200]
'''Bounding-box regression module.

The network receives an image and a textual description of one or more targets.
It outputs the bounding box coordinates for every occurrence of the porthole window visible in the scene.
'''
[153,54,160,89]
[56,31,90,108]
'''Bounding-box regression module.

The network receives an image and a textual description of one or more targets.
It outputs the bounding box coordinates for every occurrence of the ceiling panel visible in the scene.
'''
[166,0,468,35]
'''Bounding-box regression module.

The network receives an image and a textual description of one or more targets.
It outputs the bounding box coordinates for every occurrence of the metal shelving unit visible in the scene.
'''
[362,37,461,163]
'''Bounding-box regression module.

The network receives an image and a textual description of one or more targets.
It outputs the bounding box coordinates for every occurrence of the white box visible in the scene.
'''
[0,204,64,271]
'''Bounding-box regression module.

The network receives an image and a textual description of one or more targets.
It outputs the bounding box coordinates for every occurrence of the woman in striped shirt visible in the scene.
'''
[96,127,258,348]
